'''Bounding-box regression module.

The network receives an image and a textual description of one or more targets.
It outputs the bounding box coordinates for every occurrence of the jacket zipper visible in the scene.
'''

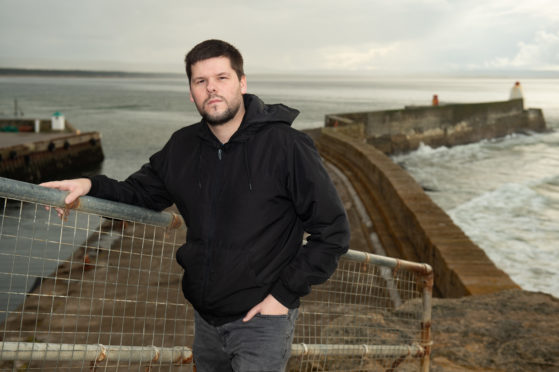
[202,145,224,307]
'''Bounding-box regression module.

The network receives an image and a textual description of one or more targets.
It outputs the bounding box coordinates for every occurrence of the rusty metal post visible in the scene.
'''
[420,266,434,372]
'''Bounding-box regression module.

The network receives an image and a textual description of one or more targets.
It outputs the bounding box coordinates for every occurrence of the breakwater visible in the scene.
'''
[0,119,104,183]
[318,98,548,297]
[325,98,546,154]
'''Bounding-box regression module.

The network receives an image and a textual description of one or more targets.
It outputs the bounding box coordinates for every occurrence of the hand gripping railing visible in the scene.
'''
[0,176,432,371]
[0,177,183,229]
[0,176,190,371]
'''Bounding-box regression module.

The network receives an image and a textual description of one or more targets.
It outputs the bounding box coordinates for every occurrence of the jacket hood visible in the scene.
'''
[198,94,300,145]
[232,94,300,143]
[242,93,299,127]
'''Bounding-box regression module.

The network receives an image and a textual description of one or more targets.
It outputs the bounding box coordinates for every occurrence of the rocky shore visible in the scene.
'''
[429,289,559,371]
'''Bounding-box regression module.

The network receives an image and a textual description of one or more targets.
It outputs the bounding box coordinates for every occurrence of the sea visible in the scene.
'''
[1,73,558,299]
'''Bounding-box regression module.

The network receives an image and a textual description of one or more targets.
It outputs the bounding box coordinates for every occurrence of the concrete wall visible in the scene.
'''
[317,128,520,298]
[319,99,547,296]
[0,132,104,183]
[325,99,547,154]
[0,118,103,183]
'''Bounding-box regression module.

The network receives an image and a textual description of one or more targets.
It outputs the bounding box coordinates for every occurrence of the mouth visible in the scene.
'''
[206,97,223,105]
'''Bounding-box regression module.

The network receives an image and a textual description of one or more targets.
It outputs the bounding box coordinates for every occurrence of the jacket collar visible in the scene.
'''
[197,94,299,146]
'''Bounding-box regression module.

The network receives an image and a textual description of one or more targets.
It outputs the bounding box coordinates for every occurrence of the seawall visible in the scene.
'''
[317,98,545,297]
[0,119,104,183]
[316,128,519,297]
[325,98,546,154]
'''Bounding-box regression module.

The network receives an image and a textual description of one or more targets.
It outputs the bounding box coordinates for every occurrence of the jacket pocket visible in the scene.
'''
[176,241,204,269]
[175,241,205,307]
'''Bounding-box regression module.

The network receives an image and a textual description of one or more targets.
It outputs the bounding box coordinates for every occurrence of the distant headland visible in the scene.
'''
[0,68,182,78]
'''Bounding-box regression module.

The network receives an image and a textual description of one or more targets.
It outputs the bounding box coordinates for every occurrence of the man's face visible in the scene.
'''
[189,56,247,126]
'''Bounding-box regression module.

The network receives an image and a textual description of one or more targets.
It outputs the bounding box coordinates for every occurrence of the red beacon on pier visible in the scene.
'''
[432,94,439,106]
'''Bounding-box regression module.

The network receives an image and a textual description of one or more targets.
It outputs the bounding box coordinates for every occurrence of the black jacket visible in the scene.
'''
[89,94,350,325]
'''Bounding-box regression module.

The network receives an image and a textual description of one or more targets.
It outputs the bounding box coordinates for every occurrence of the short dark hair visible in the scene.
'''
[185,39,244,83]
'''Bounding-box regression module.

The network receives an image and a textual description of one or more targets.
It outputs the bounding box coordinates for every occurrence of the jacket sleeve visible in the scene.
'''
[270,132,350,307]
[88,150,174,212]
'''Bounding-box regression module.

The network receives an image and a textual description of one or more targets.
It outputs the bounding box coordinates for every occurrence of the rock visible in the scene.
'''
[430,289,559,371]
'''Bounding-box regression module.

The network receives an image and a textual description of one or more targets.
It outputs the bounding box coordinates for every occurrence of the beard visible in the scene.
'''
[199,95,242,127]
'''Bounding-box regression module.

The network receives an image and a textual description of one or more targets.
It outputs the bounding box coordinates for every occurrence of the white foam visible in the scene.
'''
[449,182,559,297]
[394,131,559,298]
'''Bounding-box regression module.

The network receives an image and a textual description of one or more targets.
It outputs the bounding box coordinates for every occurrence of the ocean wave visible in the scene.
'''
[449,182,559,297]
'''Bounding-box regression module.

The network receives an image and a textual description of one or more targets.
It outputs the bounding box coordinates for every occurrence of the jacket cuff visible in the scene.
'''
[271,280,300,309]
[87,175,100,196]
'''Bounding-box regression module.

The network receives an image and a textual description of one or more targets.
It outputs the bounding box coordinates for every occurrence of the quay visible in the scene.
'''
[317,97,547,297]
[0,117,104,183]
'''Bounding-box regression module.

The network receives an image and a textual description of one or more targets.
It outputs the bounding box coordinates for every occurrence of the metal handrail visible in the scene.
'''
[0,176,433,371]
[0,341,192,365]
[0,177,183,229]
[0,341,423,363]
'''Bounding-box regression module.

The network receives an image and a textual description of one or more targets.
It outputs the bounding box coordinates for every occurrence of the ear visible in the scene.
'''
[240,75,247,94]
[189,90,194,103]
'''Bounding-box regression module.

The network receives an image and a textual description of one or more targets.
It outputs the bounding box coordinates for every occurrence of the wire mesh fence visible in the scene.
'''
[0,177,432,371]
[289,250,432,371]
[0,190,191,371]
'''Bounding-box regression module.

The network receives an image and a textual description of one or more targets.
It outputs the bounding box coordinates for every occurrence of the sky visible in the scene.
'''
[1,0,559,75]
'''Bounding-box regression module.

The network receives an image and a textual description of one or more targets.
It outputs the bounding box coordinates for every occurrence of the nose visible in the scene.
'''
[206,78,217,93]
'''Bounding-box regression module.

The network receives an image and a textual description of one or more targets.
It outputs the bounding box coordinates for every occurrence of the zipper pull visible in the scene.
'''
[218,148,223,160]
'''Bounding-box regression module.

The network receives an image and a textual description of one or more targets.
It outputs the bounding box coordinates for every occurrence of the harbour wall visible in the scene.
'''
[0,119,104,183]
[324,98,547,154]
[316,128,520,297]
[318,98,544,297]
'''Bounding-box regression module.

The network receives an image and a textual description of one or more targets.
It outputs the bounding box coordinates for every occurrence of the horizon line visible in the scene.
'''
[1,67,558,79]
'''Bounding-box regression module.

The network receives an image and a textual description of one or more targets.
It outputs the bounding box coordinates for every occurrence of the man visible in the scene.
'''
[41,39,350,371]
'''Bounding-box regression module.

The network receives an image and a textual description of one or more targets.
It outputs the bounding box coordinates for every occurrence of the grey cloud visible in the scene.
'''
[1,0,558,73]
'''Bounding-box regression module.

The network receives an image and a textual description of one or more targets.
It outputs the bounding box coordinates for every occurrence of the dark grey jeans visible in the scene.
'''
[193,308,298,372]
